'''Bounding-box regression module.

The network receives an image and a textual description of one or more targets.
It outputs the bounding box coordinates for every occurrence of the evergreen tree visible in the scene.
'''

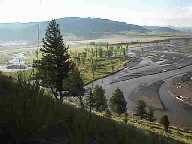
[146,107,156,122]
[33,19,72,101]
[86,89,94,117]
[98,47,103,58]
[110,88,127,115]
[81,52,87,64]
[92,85,107,112]
[123,47,126,57]
[90,58,96,80]
[124,113,128,124]
[136,100,147,119]
[160,115,169,132]
[63,64,85,108]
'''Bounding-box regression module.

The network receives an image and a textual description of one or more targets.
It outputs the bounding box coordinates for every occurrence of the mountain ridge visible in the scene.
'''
[0,17,179,41]
[144,26,179,33]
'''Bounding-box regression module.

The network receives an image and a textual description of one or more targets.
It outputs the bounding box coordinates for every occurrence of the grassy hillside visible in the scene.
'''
[0,74,191,144]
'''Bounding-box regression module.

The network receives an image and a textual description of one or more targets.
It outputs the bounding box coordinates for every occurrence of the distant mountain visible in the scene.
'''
[0,17,179,41]
[172,27,192,33]
[144,26,179,33]
[57,17,149,36]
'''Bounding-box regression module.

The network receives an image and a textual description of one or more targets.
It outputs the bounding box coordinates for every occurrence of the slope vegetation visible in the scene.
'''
[0,74,191,144]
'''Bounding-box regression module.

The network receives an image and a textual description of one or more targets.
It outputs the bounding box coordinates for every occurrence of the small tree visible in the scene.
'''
[85,89,94,116]
[92,85,107,112]
[123,48,126,57]
[63,64,85,108]
[90,58,96,81]
[124,113,128,124]
[160,115,169,132]
[136,100,146,119]
[81,52,87,64]
[146,107,156,122]
[33,19,72,101]
[110,88,127,115]
[98,47,103,58]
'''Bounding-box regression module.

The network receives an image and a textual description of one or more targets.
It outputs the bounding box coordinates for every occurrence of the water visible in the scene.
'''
[0,52,31,72]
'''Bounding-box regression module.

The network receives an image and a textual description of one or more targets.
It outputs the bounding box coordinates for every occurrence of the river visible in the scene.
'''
[86,39,192,128]
[0,52,31,72]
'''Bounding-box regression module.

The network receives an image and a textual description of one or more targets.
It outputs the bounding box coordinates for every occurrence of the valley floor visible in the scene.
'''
[87,38,192,129]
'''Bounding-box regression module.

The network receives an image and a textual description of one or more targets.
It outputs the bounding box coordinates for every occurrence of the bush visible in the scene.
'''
[0,74,55,136]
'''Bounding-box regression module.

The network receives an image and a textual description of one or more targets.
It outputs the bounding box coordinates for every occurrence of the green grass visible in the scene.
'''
[2,56,127,85]
[80,57,127,84]
[69,43,129,84]
[0,43,128,85]
[0,74,191,144]
[116,116,192,144]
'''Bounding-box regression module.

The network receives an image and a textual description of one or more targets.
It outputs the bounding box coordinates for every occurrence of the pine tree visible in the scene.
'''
[124,113,128,124]
[160,115,169,132]
[136,100,147,119]
[98,47,103,58]
[92,85,107,112]
[33,19,72,101]
[86,89,94,117]
[146,107,156,122]
[63,64,85,108]
[110,88,127,115]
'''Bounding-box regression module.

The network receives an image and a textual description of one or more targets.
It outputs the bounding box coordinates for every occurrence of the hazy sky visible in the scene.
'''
[0,0,192,26]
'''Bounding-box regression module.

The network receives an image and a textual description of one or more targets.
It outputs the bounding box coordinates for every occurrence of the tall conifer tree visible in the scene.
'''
[33,19,72,100]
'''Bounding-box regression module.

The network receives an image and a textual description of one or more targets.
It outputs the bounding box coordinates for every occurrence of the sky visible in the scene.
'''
[0,0,192,26]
